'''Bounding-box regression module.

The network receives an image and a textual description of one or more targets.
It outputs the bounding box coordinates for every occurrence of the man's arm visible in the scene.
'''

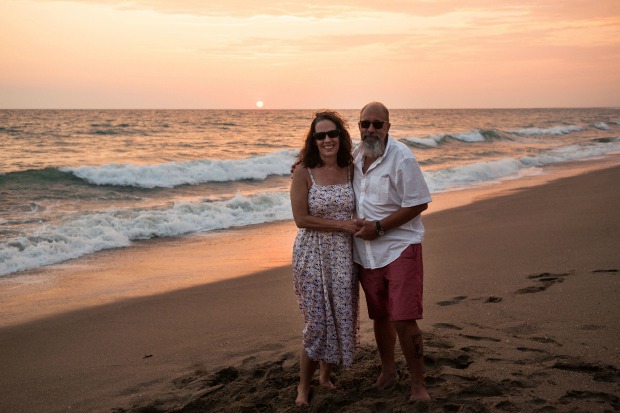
[355,203,428,240]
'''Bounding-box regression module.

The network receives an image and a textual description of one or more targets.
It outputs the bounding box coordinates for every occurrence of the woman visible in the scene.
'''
[290,111,360,406]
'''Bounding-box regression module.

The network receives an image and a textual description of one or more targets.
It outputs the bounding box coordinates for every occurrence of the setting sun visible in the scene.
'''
[256,101,264,108]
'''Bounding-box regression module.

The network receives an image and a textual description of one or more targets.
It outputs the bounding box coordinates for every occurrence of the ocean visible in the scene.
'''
[1,108,619,278]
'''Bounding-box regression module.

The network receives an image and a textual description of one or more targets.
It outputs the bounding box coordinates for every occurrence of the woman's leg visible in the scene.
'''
[319,361,335,388]
[296,346,318,406]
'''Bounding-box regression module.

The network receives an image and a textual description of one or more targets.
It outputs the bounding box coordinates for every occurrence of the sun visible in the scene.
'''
[256,100,264,108]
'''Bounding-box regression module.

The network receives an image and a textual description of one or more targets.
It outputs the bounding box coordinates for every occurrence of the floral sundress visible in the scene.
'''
[292,168,359,367]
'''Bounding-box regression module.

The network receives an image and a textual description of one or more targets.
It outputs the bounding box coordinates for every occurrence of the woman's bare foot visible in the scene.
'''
[318,361,334,389]
[319,377,336,389]
[410,383,430,402]
[295,384,311,406]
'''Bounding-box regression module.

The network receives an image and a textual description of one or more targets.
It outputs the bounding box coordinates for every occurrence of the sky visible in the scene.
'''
[1,0,619,109]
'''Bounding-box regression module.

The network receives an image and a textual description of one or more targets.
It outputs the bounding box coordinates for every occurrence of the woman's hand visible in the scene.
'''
[341,219,363,234]
[354,219,380,240]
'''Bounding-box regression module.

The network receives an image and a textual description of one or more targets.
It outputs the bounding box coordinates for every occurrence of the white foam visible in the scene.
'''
[425,158,525,192]
[0,191,293,276]
[594,122,610,130]
[425,142,620,193]
[4,142,619,277]
[509,125,583,135]
[405,130,485,147]
[61,149,299,188]
[450,131,486,142]
[405,136,441,147]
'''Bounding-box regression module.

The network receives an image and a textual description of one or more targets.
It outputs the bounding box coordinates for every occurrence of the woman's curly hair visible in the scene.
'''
[297,110,353,168]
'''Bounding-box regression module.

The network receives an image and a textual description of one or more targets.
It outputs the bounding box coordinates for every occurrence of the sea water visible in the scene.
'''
[1,108,619,277]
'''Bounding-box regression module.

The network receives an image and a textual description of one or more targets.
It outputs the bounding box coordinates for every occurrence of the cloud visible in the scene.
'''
[33,0,620,20]
[6,0,619,108]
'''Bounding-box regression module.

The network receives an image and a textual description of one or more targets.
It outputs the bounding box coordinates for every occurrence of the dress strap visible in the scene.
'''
[307,168,316,184]
[347,165,352,183]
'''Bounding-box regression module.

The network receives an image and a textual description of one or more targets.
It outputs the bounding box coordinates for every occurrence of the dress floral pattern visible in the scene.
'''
[292,168,359,367]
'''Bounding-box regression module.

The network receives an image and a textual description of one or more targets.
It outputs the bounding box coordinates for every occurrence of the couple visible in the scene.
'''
[290,102,432,405]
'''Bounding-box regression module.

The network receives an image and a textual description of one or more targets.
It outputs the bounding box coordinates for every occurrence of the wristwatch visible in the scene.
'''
[375,220,385,236]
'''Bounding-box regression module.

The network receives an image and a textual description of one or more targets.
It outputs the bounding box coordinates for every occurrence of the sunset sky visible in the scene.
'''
[1,0,619,109]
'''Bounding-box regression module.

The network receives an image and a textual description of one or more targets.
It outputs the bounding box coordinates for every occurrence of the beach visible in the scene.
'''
[1,161,619,412]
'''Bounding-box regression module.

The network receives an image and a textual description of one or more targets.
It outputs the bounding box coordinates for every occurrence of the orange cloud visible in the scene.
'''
[1,0,618,108]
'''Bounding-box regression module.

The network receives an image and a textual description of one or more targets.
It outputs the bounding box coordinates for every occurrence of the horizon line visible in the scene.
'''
[2,106,619,111]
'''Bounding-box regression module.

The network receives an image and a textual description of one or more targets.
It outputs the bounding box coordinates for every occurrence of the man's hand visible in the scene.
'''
[354,219,380,240]
[355,204,428,240]
[290,160,302,175]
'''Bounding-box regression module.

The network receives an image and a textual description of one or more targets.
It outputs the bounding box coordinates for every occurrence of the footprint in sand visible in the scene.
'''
[516,271,572,294]
[530,336,562,346]
[456,378,504,397]
[460,333,502,343]
[436,296,468,306]
[208,367,239,385]
[552,359,620,383]
[427,353,473,369]
[593,268,618,273]
[433,323,463,330]
[516,347,548,354]
[559,390,620,409]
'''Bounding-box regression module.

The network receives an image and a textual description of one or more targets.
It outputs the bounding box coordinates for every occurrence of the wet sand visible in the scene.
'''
[0,162,619,412]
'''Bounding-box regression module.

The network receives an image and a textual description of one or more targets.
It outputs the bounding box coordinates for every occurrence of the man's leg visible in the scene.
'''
[373,315,398,387]
[393,319,430,401]
[358,264,397,388]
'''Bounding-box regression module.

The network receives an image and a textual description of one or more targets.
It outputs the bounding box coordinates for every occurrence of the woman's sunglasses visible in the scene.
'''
[359,120,388,129]
[313,129,340,140]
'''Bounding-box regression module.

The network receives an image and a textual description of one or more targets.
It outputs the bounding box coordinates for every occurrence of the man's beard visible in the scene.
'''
[361,132,386,158]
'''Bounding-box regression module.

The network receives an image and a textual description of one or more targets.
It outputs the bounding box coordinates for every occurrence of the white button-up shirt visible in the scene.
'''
[352,135,432,269]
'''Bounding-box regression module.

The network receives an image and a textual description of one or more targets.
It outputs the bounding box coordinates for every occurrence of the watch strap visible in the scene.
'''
[375,220,385,235]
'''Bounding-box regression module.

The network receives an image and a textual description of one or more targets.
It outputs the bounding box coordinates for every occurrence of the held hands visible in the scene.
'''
[341,219,363,234]
[354,219,380,240]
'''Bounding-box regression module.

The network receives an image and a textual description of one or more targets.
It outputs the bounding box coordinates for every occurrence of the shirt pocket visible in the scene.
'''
[368,175,390,204]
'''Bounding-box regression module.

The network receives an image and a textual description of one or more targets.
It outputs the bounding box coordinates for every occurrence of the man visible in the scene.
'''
[353,101,432,402]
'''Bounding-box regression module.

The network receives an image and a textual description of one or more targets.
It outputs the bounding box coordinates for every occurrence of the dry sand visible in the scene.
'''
[0,163,619,412]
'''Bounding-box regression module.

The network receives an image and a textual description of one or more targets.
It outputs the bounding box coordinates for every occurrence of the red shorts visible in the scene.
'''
[358,244,423,321]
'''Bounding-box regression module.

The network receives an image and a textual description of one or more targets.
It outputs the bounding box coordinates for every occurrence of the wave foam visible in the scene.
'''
[0,191,293,276]
[450,131,487,142]
[4,141,619,277]
[61,150,298,188]
[509,125,583,135]
[405,130,487,147]
[594,122,610,130]
[426,142,620,193]
[405,135,443,147]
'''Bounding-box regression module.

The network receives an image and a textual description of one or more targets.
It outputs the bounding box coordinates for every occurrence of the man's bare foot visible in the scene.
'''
[410,383,430,402]
[376,371,398,388]
[295,384,310,406]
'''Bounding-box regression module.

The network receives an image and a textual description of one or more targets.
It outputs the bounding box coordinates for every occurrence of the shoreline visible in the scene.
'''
[0,160,618,412]
[1,155,618,329]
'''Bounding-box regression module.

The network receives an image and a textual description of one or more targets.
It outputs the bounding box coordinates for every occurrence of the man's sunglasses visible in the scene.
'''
[313,129,340,140]
[359,120,388,129]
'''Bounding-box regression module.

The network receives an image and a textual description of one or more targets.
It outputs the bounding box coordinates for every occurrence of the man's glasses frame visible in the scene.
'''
[359,120,388,129]
[313,129,340,140]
